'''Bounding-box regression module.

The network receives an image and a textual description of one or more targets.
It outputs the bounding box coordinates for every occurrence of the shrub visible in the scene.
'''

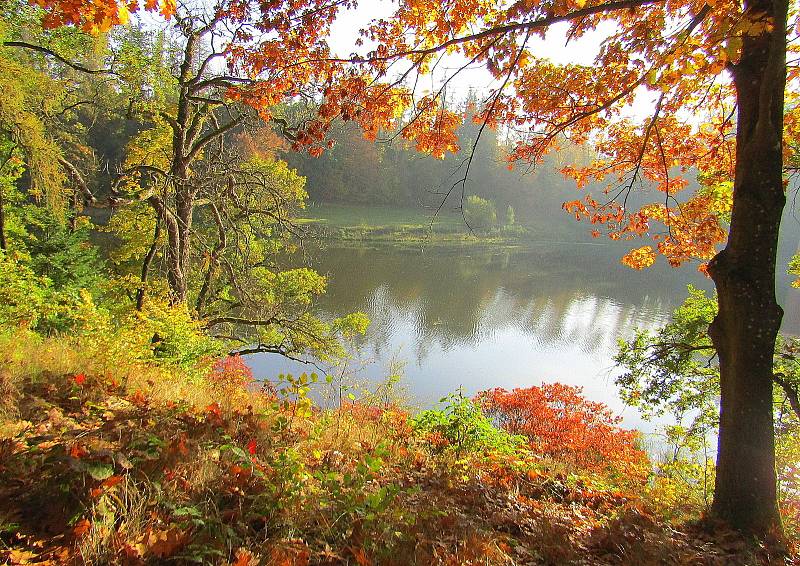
[413,389,525,456]
[0,251,103,335]
[505,204,515,227]
[476,384,649,479]
[209,354,254,390]
[463,195,497,232]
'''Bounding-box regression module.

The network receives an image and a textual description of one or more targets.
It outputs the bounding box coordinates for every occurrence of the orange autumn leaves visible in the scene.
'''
[312,0,787,270]
[477,384,649,479]
[30,0,175,32]
[31,0,799,270]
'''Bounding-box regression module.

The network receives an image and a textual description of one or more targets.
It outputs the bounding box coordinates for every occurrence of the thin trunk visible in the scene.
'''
[0,184,6,251]
[149,196,185,305]
[172,175,192,305]
[136,217,162,311]
[196,202,226,314]
[69,189,78,232]
[707,0,787,537]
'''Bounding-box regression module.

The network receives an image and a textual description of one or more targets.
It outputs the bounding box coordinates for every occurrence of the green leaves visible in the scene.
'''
[615,285,719,436]
[86,462,114,481]
[413,389,525,457]
[463,195,497,232]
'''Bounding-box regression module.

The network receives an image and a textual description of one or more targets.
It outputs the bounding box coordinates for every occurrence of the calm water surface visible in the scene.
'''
[247,242,800,435]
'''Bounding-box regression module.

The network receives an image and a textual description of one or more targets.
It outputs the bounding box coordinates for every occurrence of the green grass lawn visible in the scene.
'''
[299,202,466,232]
[296,202,531,247]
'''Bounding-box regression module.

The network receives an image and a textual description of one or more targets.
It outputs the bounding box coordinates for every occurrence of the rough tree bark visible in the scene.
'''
[0,185,6,252]
[707,0,787,536]
[135,217,161,311]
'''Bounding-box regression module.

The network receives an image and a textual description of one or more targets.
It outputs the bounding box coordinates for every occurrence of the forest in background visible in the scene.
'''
[0,0,799,562]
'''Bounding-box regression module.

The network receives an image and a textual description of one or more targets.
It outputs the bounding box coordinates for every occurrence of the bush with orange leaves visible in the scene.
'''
[207,355,277,402]
[476,384,650,481]
[209,355,254,390]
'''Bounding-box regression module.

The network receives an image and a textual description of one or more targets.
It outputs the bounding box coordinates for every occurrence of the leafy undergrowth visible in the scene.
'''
[0,333,794,565]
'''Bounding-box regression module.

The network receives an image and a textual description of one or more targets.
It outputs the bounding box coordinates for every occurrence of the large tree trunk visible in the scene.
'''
[173,181,193,305]
[707,0,787,537]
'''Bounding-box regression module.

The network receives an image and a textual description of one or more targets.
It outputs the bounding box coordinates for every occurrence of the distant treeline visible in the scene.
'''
[281,99,592,228]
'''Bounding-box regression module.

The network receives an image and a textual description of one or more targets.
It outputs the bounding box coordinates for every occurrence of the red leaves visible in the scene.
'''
[68,443,88,459]
[73,373,86,386]
[205,402,225,427]
[267,540,310,566]
[129,390,149,408]
[247,439,257,455]
[209,355,254,391]
[34,0,175,33]
[230,548,260,566]
[350,546,372,566]
[621,246,657,269]
[476,384,649,478]
[206,402,222,418]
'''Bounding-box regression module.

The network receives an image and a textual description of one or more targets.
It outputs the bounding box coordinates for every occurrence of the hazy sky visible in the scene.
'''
[327,1,656,116]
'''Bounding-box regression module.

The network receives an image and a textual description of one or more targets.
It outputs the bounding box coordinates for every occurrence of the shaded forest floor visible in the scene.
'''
[0,332,794,565]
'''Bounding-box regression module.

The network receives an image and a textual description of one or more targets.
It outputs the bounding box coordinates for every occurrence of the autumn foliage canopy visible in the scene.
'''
[27,0,800,270]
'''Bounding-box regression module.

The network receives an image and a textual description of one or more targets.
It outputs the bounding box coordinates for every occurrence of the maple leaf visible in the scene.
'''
[130,390,148,407]
[68,443,88,459]
[620,246,657,270]
[139,527,189,559]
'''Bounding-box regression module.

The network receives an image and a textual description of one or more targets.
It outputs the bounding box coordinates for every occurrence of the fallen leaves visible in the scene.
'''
[72,518,91,538]
[135,526,190,559]
[229,548,261,566]
[0,347,794,566]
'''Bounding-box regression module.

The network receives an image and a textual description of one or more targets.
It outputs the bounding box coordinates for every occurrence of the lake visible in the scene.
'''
[247,241,800,436]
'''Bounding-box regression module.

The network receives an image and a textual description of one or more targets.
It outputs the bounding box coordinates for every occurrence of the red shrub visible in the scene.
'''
[476,384,648,476]
[209,355,254,390]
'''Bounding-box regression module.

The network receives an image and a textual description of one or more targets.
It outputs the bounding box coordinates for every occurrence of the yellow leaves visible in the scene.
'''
[124,122,173,172]
[724,36,743,62]
[621,246,657,270]
[134,526,190,559]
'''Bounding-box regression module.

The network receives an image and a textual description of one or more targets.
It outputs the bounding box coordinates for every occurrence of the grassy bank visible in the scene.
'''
[0,329,792,565]
[298,203,534,247]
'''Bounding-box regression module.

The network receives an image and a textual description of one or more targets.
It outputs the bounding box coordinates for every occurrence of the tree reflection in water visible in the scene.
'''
[248,243,796,433]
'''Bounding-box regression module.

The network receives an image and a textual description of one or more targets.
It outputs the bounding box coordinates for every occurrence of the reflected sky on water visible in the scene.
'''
[247,242,799,435]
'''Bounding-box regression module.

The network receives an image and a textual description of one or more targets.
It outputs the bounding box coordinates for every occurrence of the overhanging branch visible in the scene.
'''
[3,41,117,75]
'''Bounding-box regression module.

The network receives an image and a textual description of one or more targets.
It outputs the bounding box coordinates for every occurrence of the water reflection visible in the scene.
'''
[248,243,722,432]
